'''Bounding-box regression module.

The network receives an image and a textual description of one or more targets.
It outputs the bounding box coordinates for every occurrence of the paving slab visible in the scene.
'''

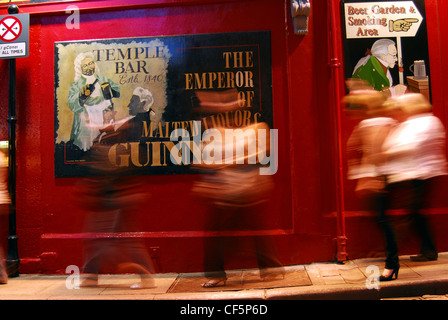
[0,252,448,300]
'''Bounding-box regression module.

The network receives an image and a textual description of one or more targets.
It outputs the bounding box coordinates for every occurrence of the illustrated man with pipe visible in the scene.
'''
[352,38,407,97]
[68,52,121,151]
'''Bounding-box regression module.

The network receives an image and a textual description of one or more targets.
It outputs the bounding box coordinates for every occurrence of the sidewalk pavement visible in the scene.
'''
[1,252,448,300]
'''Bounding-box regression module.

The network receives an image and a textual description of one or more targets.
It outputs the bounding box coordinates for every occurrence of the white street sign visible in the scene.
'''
[0,13,29,59]
[344,1,423,39]
[0,42,26,58]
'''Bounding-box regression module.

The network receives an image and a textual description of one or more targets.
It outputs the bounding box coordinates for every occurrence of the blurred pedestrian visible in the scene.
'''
[343,80,399,281]
[0,149,10,284]
[192,89,284,288]
[76,90,157,289]
[378,93,447,280]
[78,144,156,289]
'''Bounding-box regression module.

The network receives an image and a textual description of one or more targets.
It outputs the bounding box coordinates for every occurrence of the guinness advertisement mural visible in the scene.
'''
[54,31,273,177]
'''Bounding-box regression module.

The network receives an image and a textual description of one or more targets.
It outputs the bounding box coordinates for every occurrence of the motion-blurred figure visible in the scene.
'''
[344,80,396,196]
[379,93,447,275]
[78,144,155,289]
[192,89,284,288]
[77,90,157,289]
[343,80,399,281]
[0,149,10,284]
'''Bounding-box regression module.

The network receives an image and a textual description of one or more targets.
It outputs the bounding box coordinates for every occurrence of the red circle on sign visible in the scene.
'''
[0,16,22,42]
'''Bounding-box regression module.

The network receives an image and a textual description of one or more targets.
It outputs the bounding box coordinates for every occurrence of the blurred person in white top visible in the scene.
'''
[381,93,448,183]
[344,81,400,281]
[380,93,447,266]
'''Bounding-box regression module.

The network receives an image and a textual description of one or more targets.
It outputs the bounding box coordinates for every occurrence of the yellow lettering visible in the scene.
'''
[185,73,193,90]
[151,141,164,166]
[130,142,143,167]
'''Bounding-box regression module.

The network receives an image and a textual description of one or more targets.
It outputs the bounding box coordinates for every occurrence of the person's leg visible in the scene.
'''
[373,189,399,270]
[410,179,438,260]
[0,247,7,284]
[202,205,227,286]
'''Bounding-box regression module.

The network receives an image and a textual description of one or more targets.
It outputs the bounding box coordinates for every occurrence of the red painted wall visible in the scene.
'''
[335,0,448,259]
[0,0,446,274]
